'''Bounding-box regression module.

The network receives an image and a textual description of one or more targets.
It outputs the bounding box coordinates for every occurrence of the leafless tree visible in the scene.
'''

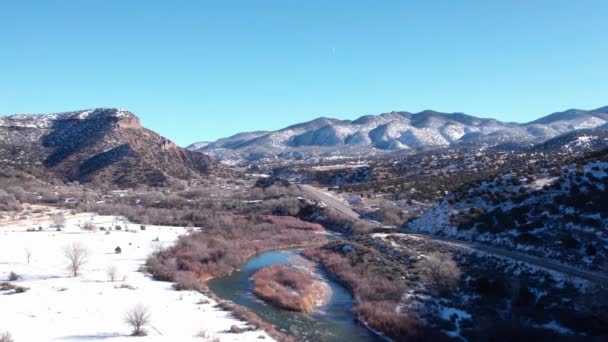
[25,248,32,264]
[107,265,118,282]
[0,331,13,342]
[52,213,66,229]
[416,252,462,293]
[151,240,163,257]
[124,304,151,336]
[63,242,89,277]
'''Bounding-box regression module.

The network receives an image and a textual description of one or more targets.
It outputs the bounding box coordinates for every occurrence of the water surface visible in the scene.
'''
[208,250,383,342]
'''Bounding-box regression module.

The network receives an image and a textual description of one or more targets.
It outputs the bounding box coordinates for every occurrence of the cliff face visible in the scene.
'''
[0,108,232,187]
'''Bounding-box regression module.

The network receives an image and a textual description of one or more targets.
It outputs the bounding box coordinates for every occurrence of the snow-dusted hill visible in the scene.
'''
[405,154,608,273]
[190,107,608,164]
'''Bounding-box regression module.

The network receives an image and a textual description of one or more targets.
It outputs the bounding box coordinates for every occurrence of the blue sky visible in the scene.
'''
[1,1,607,146]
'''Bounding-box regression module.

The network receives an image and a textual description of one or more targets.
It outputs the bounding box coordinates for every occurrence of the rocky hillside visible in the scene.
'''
[191,106,608,164]
[405,148,608,273]
[0,108,231,187]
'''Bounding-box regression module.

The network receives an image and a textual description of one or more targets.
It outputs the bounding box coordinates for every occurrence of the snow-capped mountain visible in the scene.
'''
[190,107,608,164]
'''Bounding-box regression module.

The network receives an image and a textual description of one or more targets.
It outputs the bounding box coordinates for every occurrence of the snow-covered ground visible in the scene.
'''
[0,211,272,341]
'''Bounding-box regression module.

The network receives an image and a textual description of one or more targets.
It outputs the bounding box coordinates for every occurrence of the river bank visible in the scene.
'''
[208,249,384,342]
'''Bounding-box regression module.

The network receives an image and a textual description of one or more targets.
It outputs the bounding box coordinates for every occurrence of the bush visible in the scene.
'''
[229,325,246,334]
[172,272,205,291]
[0,282,29,294]
[8,271,20,281]
[82,221,96,232]
[416,252,461,293]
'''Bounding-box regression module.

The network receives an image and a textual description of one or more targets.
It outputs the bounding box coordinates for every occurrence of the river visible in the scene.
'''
[208,249,384,342]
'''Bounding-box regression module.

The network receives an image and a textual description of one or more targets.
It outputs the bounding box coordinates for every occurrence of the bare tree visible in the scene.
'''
[416,252,461,293]
[107,265,118,282]
[0,331,13,342]
[63,242,89,277]
[124,304,151,336]
[52,213,66,229]
[25,248,32,264]
[150,240,163,257]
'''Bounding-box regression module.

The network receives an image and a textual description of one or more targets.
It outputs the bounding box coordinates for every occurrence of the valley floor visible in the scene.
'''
[0,210,271,342]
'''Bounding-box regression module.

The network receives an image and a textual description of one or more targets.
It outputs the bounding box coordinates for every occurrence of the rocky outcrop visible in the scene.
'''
[0,108,233,187]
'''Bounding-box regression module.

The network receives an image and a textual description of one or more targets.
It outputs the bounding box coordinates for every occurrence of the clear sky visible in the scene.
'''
[1,1,607,146]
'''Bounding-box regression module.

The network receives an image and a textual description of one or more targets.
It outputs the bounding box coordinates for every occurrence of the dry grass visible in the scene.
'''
[252,264,329,312]
[146,214,326,283]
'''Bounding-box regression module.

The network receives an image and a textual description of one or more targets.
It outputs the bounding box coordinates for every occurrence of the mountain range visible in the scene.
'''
[0,108,230,187]
[189,106,608,164]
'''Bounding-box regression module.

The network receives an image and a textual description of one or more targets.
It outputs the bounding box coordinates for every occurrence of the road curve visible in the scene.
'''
[300,184,608,284]
[299,184,362,220]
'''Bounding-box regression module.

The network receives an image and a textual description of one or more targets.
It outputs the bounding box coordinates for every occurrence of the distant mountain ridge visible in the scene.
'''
[0,108,231,187]
[190,106,608,163]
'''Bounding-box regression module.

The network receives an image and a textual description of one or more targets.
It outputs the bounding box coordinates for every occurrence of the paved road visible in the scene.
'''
[404,233,608,284]
[299,184,364,221]
[300,184,608,284]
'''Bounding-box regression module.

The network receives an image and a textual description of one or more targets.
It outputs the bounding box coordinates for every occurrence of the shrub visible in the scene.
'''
[8,271,20,281]
[229,325,246,334]
[196,329,219,341]
[82,221,96,232]
[172,272,205,291]
[14,286,28,293]
[124,304,151,336]
[0,282,28,294]
[416,252,461,293]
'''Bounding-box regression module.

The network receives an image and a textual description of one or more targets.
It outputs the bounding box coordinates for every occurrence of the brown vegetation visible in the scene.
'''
[146,213,327,285]
[252,264,329,312]
[303,245,450,341]
[416,252,461,293]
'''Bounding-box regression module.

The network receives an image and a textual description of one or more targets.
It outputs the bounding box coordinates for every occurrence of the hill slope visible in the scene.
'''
[405,148,608,273]
[0,108,231,187]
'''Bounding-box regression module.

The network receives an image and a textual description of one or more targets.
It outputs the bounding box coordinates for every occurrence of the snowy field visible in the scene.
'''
[0,210,272,341]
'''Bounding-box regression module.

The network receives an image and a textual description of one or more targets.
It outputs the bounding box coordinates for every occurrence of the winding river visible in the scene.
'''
[208,250,384,342]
